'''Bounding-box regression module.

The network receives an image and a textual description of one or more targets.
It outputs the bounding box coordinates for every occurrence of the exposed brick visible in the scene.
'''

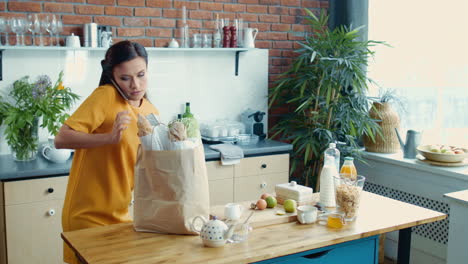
[289,8,305,16]
[273,41,293,49]
[94,16,121,26]
[147,0,172,8]
[302,0,321,8]
[189,11,213,20]
[8,2,41,12]
[88,0,115,5]
[239,13,258,22]
[259,0,280,4]
[269,32,288,40]
[202,20,217,30]
[320,1,329,8]
[269,66,283,74]
[75,5,104,15]
[239,0,259,3]
[268,6,289,15]
[124,17,149,27]
[135,7,162,17]
[175,20,202,29]
[0,3,6,11]
[255,32,267,40]
[146,28,173,37]
[246,5,267,13]
[269,49,281,57]
[281,15,295,24]
[271,24,291,31]
[272,58,292,66]
[259,14,280,23]
[224,4,246,13]
[118,0,145,7]
[62,26,83,37]
[255,41,271,49]
[248,23,270,31]
[288,32,305,41]
[282,50,299,58]
[293,42,302,49]
[151,18,176,28]
[155,38,170,47]
[117,27,144,37]
[62,15,93,25]
[292,24,307,32]
[44,3,74,13]
[218,13,236,21]
[162,9,179,19]
[105,6,133,16]
[174,1,199,9]
[281,0,301,6]
[199,2,223,11]
[132,38,154,47]
[56,0,85,3]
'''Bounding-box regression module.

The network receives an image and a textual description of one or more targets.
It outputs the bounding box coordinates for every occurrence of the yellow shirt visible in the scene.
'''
[62,84,158,263]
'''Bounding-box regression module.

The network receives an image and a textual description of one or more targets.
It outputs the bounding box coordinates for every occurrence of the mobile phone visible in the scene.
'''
[109,78,129,101]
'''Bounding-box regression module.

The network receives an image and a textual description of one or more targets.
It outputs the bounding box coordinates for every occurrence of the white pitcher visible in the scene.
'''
[42,145,71,163]
[243,28,258,48]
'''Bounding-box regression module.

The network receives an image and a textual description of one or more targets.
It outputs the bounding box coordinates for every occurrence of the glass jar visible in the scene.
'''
[333,175,366,221]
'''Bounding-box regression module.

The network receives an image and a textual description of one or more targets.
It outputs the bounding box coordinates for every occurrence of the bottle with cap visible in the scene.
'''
[319,155,338,208]
[340,157,357,180]
[324,143,340,173]
[182,102,193,118]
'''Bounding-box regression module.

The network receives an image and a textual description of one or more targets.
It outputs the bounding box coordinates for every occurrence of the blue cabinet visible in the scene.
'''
[254,235,379,264]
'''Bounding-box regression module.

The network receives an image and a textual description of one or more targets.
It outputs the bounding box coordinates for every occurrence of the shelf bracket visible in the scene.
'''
[235,50,246,76]
[0,49,3,81]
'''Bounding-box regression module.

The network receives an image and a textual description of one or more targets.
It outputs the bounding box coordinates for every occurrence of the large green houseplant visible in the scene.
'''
[269,10,384,188]
[0,72,79,161]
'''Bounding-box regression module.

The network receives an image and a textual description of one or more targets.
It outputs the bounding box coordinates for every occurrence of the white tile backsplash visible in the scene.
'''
[0,48,268,154]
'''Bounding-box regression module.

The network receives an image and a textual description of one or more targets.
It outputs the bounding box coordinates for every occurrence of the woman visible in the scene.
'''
[55,40,159,264]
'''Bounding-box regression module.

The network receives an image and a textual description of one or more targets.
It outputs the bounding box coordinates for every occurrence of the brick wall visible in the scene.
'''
[1,0,329,128]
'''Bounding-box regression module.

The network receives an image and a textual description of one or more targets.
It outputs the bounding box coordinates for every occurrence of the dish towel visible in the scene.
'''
[209,144,244,165]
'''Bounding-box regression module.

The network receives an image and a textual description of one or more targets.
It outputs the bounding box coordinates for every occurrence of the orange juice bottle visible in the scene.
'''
[340,157,357,180]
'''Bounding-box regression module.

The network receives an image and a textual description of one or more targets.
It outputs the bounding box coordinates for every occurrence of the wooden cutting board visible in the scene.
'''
[210,197,319,228]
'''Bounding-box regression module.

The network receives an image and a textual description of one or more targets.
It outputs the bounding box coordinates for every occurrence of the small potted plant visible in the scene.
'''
[0,72,79,161]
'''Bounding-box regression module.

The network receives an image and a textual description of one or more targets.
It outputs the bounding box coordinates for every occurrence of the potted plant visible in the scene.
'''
[269,10,384,189]
[0,72,79,161]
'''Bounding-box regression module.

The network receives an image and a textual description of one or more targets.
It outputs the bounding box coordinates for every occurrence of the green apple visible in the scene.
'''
[265,196,277,208]
[283,199,297,213]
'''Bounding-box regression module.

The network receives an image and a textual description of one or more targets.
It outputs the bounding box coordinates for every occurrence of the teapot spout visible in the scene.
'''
[224,224,236,241]
[394,128,405,149]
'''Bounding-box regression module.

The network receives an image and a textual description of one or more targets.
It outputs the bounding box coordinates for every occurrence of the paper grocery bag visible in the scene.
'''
[133,144,210,235]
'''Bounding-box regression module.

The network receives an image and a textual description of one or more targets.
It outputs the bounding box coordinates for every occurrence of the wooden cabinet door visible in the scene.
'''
[234,173,288,203]
[5,199,64,264]
[208,178,234,206]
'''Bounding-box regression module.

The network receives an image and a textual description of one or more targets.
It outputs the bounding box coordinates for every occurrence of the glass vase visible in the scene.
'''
[11,118,39,162]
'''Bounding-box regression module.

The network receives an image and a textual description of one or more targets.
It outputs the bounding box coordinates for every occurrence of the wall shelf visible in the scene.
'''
[0,46,254,79]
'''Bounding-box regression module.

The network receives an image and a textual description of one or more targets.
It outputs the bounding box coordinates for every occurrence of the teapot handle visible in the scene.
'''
[252,28,259,41]
[42,145,52,161]
[191,215,207,233]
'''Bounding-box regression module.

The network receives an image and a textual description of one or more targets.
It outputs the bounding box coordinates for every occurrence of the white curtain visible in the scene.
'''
[367,0,468,147]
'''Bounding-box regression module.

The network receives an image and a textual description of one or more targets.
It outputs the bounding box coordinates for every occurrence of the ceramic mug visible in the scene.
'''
[297,205,318,224]
[66,33,81,48]
[42,145,71,163]
[224,203,242,221]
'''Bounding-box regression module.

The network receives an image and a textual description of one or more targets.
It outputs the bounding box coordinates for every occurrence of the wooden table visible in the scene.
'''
[62,192,446,264]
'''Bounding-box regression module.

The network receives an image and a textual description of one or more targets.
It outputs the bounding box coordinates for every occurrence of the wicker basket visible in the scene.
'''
[363,102,401,153]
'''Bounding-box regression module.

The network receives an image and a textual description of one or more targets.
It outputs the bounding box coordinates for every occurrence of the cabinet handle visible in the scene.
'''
[260,182,267,189]
[47,187,54,194]
[261,164,267,169]
[302,250,330,259]
[48,209,56,216]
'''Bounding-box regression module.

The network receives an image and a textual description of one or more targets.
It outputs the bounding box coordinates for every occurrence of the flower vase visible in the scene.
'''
[11,118,39,161]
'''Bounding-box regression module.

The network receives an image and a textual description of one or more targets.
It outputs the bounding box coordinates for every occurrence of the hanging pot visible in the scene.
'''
[363,102,401,153]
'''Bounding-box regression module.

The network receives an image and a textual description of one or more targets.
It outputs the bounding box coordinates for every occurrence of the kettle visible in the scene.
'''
[395,129,421,159]
[243,28,259,48]
[191,216,235,248]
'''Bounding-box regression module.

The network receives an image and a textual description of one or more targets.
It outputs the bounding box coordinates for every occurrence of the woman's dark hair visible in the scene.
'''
[99,40,148,86]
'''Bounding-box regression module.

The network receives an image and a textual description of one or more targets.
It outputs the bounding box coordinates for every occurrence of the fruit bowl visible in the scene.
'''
[417,145,467,163]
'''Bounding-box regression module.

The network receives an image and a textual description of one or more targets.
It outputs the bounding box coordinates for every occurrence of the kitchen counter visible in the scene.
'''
[62,192,446,264]
[0,139,292,181]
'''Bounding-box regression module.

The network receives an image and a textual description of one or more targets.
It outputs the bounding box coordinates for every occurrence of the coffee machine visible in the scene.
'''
[241,109,267,139]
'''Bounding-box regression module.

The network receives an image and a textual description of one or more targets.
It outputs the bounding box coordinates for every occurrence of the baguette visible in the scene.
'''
[137,114,153,137]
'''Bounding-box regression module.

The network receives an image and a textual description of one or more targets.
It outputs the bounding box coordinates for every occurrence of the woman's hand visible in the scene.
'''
[109,110,132,144]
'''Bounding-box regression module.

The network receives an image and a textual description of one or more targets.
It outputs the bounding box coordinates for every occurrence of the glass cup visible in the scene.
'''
[333,175,366,222]
[202,33,212,48]
[228,222,251,243]
[192,33,201,48]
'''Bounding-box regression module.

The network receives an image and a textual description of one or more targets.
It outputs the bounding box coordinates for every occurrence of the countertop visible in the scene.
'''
[62,192,446,264]
[0,139,292,181]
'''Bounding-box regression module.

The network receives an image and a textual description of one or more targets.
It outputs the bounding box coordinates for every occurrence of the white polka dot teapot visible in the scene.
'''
[191,215,235,247]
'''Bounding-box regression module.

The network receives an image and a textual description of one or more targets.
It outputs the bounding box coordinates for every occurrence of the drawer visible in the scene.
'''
[206,161,234,181]
[5,200,64,264]
[235,154,289,178]
[234,172,288,202]
[255,236,378,264]
[4,176,68,205]
[209,178,234,206]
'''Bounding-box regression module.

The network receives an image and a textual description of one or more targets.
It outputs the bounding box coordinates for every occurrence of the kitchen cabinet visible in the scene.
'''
[0,176,68,264]
[206,153,289,205]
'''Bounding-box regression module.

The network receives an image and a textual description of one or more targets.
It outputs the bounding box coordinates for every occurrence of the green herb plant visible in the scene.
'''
[0,71,80,160]
[269,10,385,189]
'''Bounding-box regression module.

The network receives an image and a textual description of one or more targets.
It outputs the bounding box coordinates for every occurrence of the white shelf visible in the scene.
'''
[0,46,252,52]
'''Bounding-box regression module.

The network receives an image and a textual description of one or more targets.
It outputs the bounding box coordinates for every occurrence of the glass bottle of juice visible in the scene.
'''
[340,157,357,180]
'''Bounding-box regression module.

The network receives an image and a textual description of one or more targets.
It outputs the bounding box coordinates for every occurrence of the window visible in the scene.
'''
[367,0,468,147]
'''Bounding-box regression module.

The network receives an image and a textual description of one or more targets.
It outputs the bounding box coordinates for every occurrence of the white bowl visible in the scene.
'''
[417,145,467,163]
